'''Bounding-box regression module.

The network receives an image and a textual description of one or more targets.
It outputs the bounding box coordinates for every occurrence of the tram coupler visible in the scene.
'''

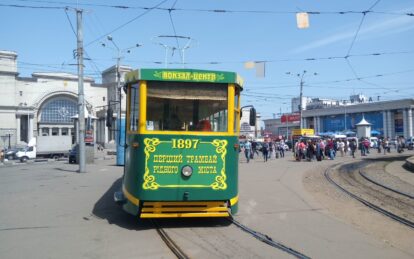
[114,191,126,205]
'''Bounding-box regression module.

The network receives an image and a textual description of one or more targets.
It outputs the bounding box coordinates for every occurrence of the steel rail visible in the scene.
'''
[359,170,414,199]
[152,219,191,259]
[324,168,414,229]
[229,217,311,259]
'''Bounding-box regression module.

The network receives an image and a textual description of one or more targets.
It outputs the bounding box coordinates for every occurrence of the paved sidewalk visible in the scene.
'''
[236,150,414,259]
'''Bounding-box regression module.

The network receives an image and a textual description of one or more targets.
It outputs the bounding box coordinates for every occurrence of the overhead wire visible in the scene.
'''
[343,0,386,90]
[0,3,65,9]
[3,0,412,103]
[84,0,169,48]
[7,0,414,17]
[121,49,414,66]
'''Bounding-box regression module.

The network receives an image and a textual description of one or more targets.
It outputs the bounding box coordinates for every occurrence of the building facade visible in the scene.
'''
[0,50,131,149]
[303,99,414,138]
[265,97,414,140]
[263,114,300,139]
[239,109,262,139]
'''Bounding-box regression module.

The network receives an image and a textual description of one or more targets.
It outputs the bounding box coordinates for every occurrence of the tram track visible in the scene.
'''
[324,166,414,229]
[152,219,191,259]
[229,217,311,259]
[152,216,311,259]
[358,170,414,200]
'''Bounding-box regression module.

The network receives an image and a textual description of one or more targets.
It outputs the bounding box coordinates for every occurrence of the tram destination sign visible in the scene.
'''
[142,137,228,191]
[126,69,244,86]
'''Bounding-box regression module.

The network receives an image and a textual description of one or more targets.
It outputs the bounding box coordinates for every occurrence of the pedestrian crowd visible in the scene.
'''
[240,136,410,163]
[241,139,286,163]
[293,136,405,162]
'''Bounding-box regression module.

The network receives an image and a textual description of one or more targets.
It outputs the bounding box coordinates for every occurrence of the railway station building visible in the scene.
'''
[0,50,131,149]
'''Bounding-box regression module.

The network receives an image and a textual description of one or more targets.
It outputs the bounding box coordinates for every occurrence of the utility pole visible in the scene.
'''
[76,9,86,173]
[298,71,306,130]
[344,106,347,131]
[286,71,317,131]
[103,36,142,165]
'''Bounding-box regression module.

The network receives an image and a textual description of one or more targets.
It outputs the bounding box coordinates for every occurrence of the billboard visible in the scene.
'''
[292,128,315,136]
[281,113,300,123]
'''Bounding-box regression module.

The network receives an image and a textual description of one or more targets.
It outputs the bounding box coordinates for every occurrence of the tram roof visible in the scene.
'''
[124,68,244,88]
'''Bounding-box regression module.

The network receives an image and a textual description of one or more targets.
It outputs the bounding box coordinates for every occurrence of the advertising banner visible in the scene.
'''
[281,113,300,123]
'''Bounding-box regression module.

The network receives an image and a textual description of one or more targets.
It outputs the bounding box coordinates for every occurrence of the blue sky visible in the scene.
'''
[1,0,413,120]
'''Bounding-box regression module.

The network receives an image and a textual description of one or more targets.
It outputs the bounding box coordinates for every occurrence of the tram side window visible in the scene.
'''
[129,83,139,131]
[146,82,228,132]
[234,90,240,133]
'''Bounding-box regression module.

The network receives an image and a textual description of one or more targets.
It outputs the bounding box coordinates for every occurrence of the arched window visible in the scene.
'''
[40,98,77,124]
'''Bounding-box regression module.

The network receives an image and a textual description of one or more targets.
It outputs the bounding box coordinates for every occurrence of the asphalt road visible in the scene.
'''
[0,151,413,258]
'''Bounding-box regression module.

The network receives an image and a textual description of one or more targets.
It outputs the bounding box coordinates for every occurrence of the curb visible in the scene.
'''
[403,156,414,173]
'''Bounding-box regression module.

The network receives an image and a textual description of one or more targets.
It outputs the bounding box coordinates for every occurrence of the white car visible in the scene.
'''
[276,142,289,151]
[407,136,414,150]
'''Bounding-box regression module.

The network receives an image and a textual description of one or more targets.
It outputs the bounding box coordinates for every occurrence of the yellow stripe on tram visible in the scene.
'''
[122,185,140,206]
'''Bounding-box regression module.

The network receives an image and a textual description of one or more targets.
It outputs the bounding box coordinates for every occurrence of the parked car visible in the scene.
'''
[369,137,378,148]
[68,145,77,164]
[407,136,414,150]
[5,147,24,160]
[285,140,293,150]
[390,138,398,148]
[275,142,289,151]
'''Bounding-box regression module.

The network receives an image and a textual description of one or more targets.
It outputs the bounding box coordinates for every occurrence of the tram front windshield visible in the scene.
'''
[146,81,228,132]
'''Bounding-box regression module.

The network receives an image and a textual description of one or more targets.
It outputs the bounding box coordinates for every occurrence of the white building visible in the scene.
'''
[0,50,131,149]
[265,95,414,139]
[240,109,261,139]
[291,96,311,113]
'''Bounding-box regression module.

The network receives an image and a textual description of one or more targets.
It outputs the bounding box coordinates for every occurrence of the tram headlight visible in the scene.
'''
[181,165,193,177]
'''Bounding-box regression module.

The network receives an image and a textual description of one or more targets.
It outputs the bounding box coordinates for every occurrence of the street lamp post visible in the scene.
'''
[344,106,347,131]
[103,36,142,133]
[104,35,142,116]
[24,102,30,142]
[19,102,30,143]
[7,131,12,149]
[286,71,317,130]
[103,36,142,165]
[299,71,305,129]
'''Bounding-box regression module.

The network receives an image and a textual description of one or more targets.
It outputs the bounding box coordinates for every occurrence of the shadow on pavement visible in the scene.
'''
[92,177,152,230]
[53,167,79,173]
[92,177,232,230]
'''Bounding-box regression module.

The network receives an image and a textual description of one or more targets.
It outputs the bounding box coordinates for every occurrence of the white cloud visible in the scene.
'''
[291,10,414,54]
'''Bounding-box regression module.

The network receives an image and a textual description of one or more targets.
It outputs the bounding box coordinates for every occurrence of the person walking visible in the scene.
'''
[279,142,285,158]
[383,138,390,154]
[363,138,370,155]
[360,138,366,156]
[268,141,274,160]
[349,139,357,158]
[297,141,306,161]
[327,139,335,160]
[344,139,349,156]
[338,139,345,157]
[316,139,323,161]
[0,149,4,163]
[244,141,252,163]
[251,141,258,159]
[262,141,269,162]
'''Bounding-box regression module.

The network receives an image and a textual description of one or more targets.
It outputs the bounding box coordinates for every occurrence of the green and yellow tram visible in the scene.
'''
[116,68,253,218]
